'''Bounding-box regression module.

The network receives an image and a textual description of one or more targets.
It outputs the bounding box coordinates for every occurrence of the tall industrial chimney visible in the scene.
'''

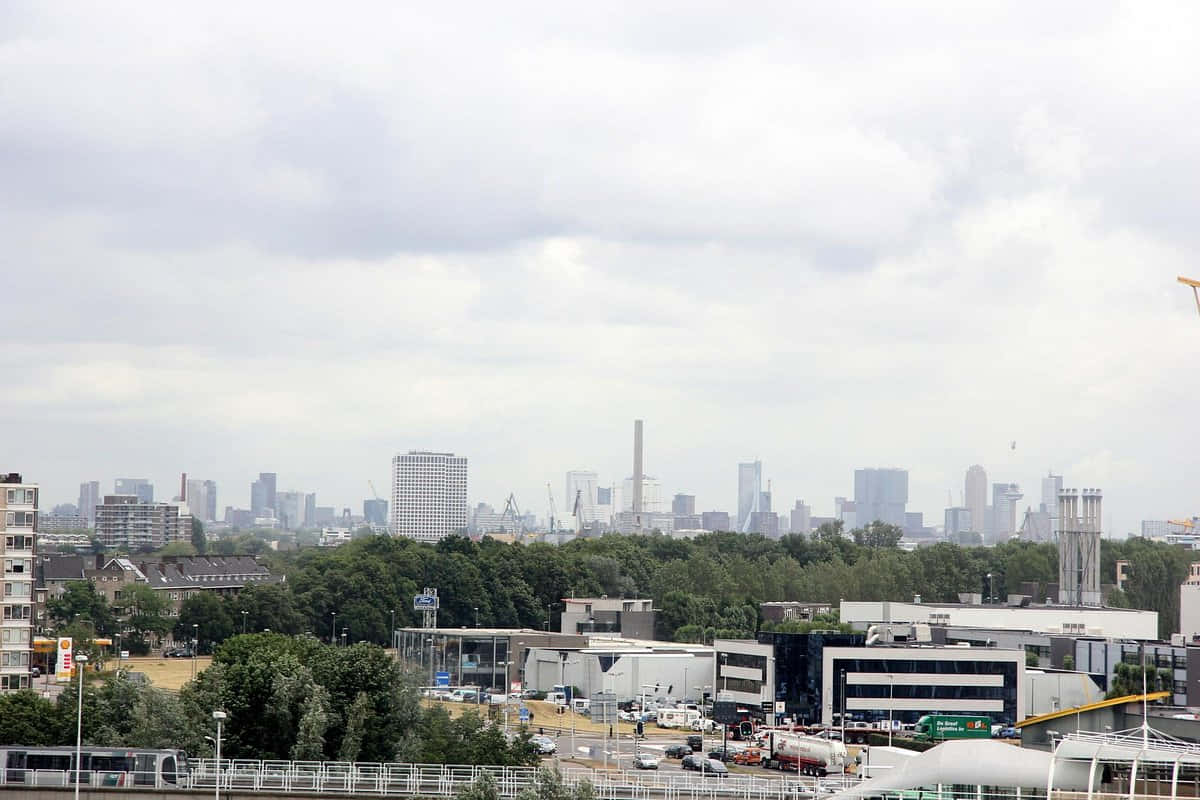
[632,419,644,518]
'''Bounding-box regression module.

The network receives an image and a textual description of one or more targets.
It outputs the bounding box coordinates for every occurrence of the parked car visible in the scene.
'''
[686,734,704,751]
[707,749,737,763]
[664,744,692,759]
[162,646,195,658]
[681,754,702,771]
[530,735,556,755]
[703,759,729,776]
[998,727,1019,739]
[633,754,659,770]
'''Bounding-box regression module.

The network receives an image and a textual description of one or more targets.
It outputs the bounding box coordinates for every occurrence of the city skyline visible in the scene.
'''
[40,446,1147,537]
[5,4,1200,536]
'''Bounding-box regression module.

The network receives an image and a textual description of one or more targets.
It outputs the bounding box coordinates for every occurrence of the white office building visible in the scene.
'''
[0,473,36,692]
[391,451,467,542]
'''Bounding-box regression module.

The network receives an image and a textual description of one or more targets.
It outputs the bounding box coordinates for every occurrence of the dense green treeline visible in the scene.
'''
[283,524,1189,641]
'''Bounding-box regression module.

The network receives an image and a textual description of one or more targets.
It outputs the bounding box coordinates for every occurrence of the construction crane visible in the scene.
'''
[1169,518,1197,530]
[368,480,382,500]
[546,482,558,533]
[1179,276,1200,316]
[501,493,526,537]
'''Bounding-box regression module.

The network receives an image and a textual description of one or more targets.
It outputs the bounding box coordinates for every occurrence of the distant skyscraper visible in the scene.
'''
[672,494,696,516]
[944,507,972,538]
[789,500,811,534]
[1040,473,1063,533]
[275,491,305,530]
[114,478,153,503]
[990,482,1023,542]
[748,511,780,538]
[186,479,218,522]
[304,493,316,527]
[621,477,665,513]
[364,498,388,526]
[702,511,731,531]
[251,472,277,518]
[853,468,908,527]
[737,461,763,533]
[390,451,468,542]
[964,465,987,534]
[78,480,100,528]
[596,487,612,505]
[566,471,601,523]
[835,497,857,529]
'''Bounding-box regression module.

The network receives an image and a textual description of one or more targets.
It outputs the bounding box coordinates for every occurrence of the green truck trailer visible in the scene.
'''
[913,715,992,742]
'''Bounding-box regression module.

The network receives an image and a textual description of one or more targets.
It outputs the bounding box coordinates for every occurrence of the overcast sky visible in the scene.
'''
[4,2,1199,534]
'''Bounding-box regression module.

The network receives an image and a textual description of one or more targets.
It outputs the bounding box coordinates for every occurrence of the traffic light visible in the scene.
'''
[636,721,644,737]
[739,721,753,739]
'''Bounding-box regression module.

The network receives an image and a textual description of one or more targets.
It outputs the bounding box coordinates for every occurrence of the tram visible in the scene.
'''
[0,746,189,787]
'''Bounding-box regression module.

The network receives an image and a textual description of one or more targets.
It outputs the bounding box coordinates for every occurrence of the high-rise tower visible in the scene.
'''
[964,465,987,534]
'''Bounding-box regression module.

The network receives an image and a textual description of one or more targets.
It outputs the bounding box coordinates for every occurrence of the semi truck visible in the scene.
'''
[760,731,849,776]
[913,715,992,742]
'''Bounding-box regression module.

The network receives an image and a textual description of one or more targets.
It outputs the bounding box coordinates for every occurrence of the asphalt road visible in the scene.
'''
[540,733,797,780]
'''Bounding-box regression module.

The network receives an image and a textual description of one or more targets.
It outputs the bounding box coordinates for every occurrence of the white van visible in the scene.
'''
[656,708,702,729]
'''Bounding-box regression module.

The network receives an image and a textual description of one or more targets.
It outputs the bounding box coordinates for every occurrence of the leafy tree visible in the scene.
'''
[123,584,170,652]
[47,581,117,634]
[232,583,305,635]
[853,521,904,548]
[176,593,234,653]
[0,691,60,745]
[1107,662,1173,699]
[191,517,207,554]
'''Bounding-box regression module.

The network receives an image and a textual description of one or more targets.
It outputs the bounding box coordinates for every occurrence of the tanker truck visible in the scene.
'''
[761,731,849,776]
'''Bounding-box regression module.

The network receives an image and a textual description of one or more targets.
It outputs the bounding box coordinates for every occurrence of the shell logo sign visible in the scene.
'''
[57,637,73,682]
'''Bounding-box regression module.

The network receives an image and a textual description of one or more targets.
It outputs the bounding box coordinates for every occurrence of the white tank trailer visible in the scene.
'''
[762,731,849,776]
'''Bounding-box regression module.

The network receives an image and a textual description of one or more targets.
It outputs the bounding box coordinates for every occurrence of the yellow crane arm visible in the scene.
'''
[1180,276,1200,316]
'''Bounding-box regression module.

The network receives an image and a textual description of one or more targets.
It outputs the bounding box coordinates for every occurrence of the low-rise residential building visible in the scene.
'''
[35,554,283,632]
[37,514,90,533]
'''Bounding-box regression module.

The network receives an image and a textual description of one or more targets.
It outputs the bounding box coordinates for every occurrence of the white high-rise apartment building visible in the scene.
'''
[391,451,468,542]
[0,472,36,692]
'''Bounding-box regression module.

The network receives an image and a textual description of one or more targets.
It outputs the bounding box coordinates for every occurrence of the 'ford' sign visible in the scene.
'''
[414,594,439,610]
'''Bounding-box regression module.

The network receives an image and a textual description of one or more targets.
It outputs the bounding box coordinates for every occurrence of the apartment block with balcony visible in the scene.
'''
[95,495,193,551]
[0,473,36,691]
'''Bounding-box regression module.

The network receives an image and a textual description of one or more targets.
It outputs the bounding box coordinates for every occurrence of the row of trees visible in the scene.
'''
[276,525,1072,643]
[47,521,1191,657]
[0,635,539,766]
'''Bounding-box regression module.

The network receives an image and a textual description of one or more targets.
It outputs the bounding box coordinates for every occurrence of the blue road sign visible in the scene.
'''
[519,706,530,722]
[435,671,451,688]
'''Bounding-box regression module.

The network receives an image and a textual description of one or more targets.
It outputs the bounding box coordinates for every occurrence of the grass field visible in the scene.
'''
[115,656,212,690]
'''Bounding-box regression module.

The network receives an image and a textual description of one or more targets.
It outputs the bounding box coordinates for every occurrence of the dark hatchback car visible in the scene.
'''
[664,744,692,759]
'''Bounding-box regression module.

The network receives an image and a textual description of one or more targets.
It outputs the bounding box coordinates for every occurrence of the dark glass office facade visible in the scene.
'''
[757,632,865,723]
[828,655,1019,725]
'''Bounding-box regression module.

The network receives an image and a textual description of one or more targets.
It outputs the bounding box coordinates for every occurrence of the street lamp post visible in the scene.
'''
[115,633,122,674]
[212,710,227,800]
[241,611,248,635]
[331,612,337,645]
[73,654,89,800]
[986,573,993,604]
[191,623,199,680]
[341,628,347,647]
[474,607,479,628]
[390,609,396,649]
